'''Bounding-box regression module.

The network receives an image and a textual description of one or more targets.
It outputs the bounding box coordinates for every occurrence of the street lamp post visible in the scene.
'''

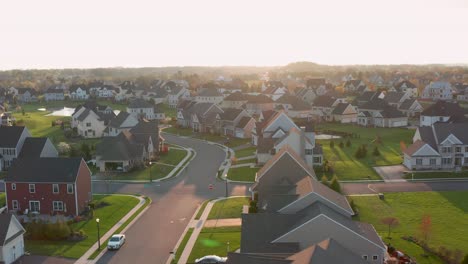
[227,241,230,254]
[96,218,101,250]
[224,173,228,198]
[149,161,152,183]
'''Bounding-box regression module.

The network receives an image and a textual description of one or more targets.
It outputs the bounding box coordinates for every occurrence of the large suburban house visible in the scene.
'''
[419,100,468,126]
[398,98,423,117]
[71,101,116,138]
[275,94,312,118]
[177,101,224,133]
[16,88,38,103]
[262,81,288,101]
[167,85,191,108]
[343,79,369,93]
[5,157,92,216]
[96,121,162,172]
[244,94,275,116]
[357,99,408,127]
[44,87,65,101]
[69,85,90,100]
[257,126,323,167]
[18,137,58,159]
[127,99,165,121]
[311,95,347,122]
[403,123,468,170]
[194,88,224,105]
[421,81,454,101]
[220,92,249,109]
[331,103,358,123]
[103,111,139,137]
[251,110,299,146]
[0,126,31,171]
[228,147,386,264]
[295,87,317,105]
[217,108,255,139]
[0,214,25,264]
[390,80,418,98]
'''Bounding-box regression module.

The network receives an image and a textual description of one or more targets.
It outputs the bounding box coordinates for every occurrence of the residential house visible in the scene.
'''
[177,101,224,133]
[69,85,90,100]
[391,80,418,98]
[5,157,92,216]
[217,108,255,138]
[0,126,31,171]
[256,127,323,167]
[383,92,410,108]
[96,121,162,172]
[420,100,468,126]
[353,91,385,107]
[262,82,289,101]
[167,85,190,108]
[127,98,165,121]
[343,80,369,93]
[331,103,358,123]
[244,94,275,116]
[398,99,423,117]
[295,87,317,105]
[311,95,347,122]
[44,87,65,101]
[0,214,25,264]
[275,94,312,118]
[251,110,299,146]
[71,101,116,138]
[456,86,468,102]
[220,92,248,109]
[103,111,139,137]
[194,88,224,104]
[421,81,454,101]
[357,99,408,127]
[16,88,38,103]
[403,123,468,170]
[18,137,58,159]
[95,84,120,99]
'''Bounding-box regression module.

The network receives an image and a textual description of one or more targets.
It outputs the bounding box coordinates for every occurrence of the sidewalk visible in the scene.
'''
[204,218,241,228]
[74,195,146,264]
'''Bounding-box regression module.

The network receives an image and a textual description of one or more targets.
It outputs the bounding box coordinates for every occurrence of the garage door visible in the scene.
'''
[392,121,407,127]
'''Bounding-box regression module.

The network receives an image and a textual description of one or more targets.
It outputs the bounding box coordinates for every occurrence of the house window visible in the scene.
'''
[362,255,368,260]
[373,255,378,260]
[11,183,16,190]
[12,200,19,210]
[53,184,59,194]
[29,201,40,212]
[67,184,74,194]
[442,158,452,165]
[430,159,436,165]
[313,157,321,163]
[29,184,36,193]
[53,201,64,211]
[86,122,91,127]
[416,159,422,165]
[442,147,452,153]
[465,157,468,164]
[455,147,462,153]
[465,147,468,152]
[305,149,313,155]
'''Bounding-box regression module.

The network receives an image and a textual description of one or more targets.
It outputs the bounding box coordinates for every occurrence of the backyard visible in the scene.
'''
[227,166,259,182]
[315,123,414,180]
[26,195,139,259]
[208,197,249,220]
[352,191,468,264]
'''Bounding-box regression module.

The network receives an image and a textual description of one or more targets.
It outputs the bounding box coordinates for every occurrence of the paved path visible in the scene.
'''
[373,165,406,182]
[203,218,242,228]
[95,133,250,264]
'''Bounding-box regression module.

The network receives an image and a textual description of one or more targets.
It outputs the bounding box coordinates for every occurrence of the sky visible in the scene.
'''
[1,0,468,69]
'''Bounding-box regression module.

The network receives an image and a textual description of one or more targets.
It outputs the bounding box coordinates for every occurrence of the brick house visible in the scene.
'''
[5,158,92,216]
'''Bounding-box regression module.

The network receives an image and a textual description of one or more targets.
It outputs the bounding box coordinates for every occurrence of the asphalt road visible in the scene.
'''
[95,134,250,264]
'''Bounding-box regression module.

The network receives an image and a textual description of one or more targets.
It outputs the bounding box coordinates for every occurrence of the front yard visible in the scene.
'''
[234,147,256,159]
[188,226,241,263]
[26,195,139,259]
[352,191,468,264]
[316,123,414,181]
[404,170,468,180]
[227,166,259,182]
[208,197,249,220]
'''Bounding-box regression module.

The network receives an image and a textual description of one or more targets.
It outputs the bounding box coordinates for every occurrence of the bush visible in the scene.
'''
[329,175,342,193]
[339,142,344,148]
[346,139,351,147]
[57,142,71,155]
[248,200,258,213]
[329,140,335,149]
[321,175,329,186]
[27,218,72,241]
[372,146,380,156]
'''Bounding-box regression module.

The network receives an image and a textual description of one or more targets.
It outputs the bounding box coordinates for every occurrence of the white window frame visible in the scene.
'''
[11,183,16,190]
[362,255,368,260]
[67,184,74,194]
[53,201,64,211]
[53,184,59,194]
[12,200,19,210]
[29,201,40,212]
[373,255,378,260]
[29,184,36,193]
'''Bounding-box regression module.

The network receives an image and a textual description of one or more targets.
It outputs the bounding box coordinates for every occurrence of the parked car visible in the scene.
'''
[107,234,126,250]
[195,255,227,263]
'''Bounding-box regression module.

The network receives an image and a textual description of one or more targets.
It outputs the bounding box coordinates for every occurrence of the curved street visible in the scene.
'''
[95,133,251,264]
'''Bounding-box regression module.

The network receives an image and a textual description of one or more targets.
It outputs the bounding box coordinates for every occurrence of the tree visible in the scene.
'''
[21,108,25,116]
[381,217,400,238]
[420,214,432,245]
[373,146,380,156]
[329,175,342,193]
[354,147,363,159]
[329,140,335,149]
[339,142,344,148]
[346,138,351,147]
[321,175,329,186]
[80,143,91,161]
[400,140,407,152]
[461,254,468,264]
[57,142,71,155]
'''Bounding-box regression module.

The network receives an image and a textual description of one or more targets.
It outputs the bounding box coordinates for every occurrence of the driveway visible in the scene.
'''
[95,133,251,264]
[373,165,407,182]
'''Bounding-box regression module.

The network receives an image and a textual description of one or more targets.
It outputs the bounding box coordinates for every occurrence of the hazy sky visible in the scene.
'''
[1,0,468,69]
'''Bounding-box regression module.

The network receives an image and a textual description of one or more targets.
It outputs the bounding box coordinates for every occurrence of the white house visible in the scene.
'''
[0,214,25,264]
[419,100,468,126]
[0,126,31,171]
[44,87,65,101]
[421,81,454,101]
[251,110,300,146]
[391,80,418,98]
[168,86,191,108]
[69,86,90,100]
[195,88,224,104]
[103,111,139,137]
[127,99,165,121]
[72,102,115,138]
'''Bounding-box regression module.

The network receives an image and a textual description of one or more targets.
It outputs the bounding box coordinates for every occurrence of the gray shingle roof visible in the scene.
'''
[384,92,406,104]
[421,100,467,117]
[331,103,350,115]
[128,98,153,109]
[6,157,83,183]
[18,137,48,158]
[220,108,243,121]
[0,126,26,148]
[108,112,131,128]
[399,99,416,110]
[313,95,335,108]
[96,132,145,161]
[0,214,24,245]
[198,88,222,97]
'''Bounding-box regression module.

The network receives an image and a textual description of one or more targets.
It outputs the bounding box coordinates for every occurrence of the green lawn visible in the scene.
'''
[208,197,249,220]
[26,195,139,259]
[188,226,241,263]
[163,126,194,136]
[234,158,257,165]
[172,228,194,264]
[113,148,187,181]
[227,166,259,182]
[0,193,5,208]
[234,147,256,159]
[316,123,413,181]
[404,171,468,179]
[352,191,468,264]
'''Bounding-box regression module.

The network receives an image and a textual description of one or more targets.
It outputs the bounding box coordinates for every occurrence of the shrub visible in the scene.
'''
[248,200,258,213]
[321,175,329,186]
[329,140,335,149]
[338,141,344,148]
[462,254,468,264]
[329,175,342,193]
[57,142,71,155]
[372,146,380,156]
[346,139,351,147]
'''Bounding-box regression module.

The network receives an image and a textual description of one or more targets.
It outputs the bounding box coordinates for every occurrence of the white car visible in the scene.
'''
[195,255,227,263]
[107,234,125,250]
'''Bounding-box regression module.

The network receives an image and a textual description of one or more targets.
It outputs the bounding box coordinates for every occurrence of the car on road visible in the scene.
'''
[107,234,126,250]
[195,255,227,263]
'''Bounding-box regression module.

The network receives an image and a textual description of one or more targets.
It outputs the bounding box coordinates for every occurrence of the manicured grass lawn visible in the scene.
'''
[316,123,413,181]
[234,158,256,165]
[113,148,187,181]
[0,193,5,208]
[163,126,194,136]
[234,147,256,158]
[14,111,70,144]
[188,226,241,263]
[26,195,139,259]
[195,200,212,220]
[352,191,468,264]
[404,171,468,179]
[227,166,259,182]
[172,228,194,264]
[208,197,249,220]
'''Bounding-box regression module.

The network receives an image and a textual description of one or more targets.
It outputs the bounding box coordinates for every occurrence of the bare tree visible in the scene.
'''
[381,217,400,238]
